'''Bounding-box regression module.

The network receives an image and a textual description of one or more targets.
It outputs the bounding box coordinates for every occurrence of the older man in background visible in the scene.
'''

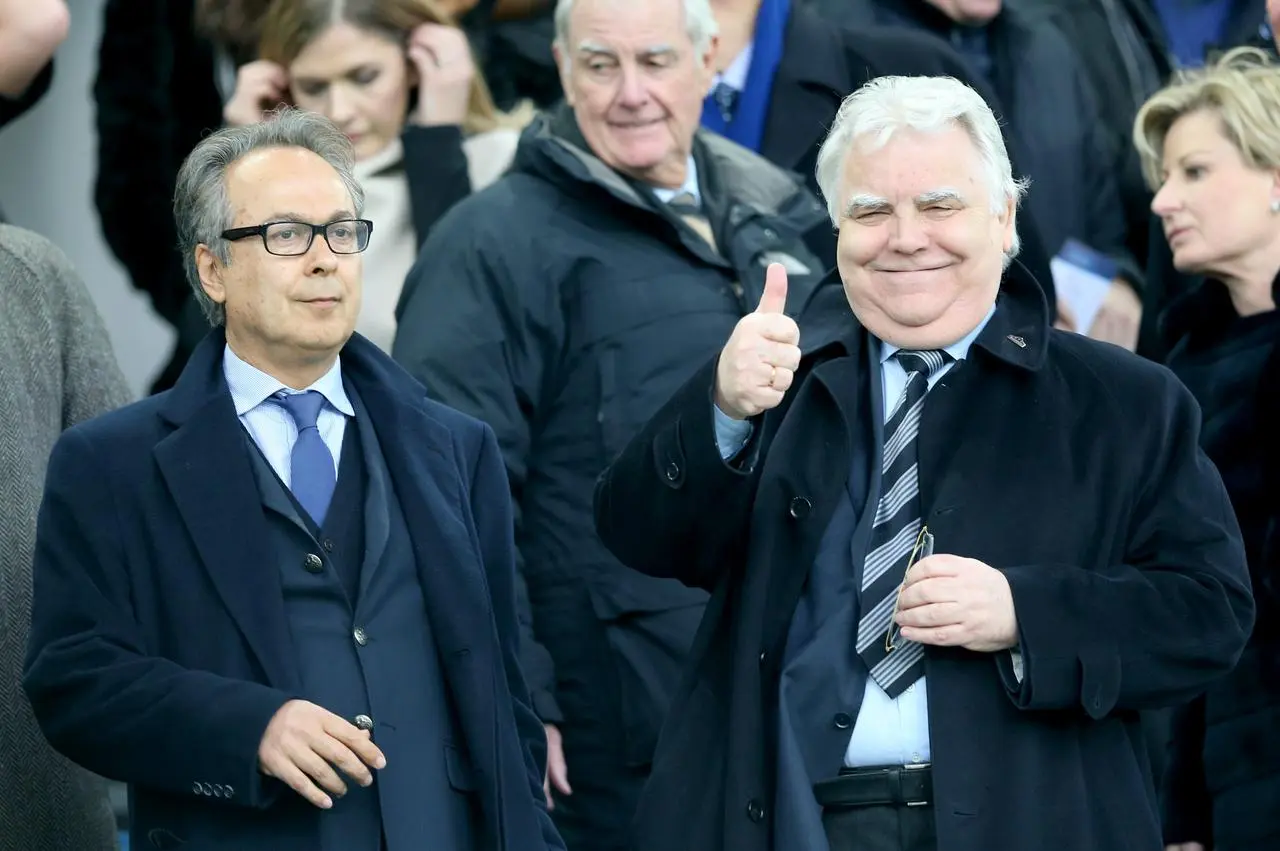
[1,224,129,851]
[392,0,829,846]
[593,74,1254,851]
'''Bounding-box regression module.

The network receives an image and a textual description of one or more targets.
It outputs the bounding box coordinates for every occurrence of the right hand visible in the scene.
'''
[1166,845,1206,851]
[257,700,387,809]
[714,262,800,420]
[542,723,571,809]
[223,60,290,127]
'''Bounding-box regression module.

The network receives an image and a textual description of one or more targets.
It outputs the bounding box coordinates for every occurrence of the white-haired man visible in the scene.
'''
[592,74,1254,851]
[391,0,831,846]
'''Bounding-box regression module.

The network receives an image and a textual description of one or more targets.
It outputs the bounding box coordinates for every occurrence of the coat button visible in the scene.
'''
[664,462,680,482]
[303,553,323,573]
[354,714,374,731]
[833,713,852,730]
[353,627,368,646]
[322,538,335,553]
[746,799,765,822]
[201,783,212,796]
[191,781,202,795]
[225,785,235,797]
[788,497,812,519]
[758,651,767,664]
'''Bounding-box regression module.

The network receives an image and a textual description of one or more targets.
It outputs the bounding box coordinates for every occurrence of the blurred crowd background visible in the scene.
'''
[3,0,1280,849]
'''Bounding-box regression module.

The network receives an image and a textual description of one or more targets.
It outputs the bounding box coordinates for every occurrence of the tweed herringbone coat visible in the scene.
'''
[0,224,130,851]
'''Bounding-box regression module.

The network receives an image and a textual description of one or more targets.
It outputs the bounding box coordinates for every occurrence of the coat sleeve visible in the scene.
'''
[92,0,220,326]
[1071,53,1141,280]
[594,356,764,593]
[43,235,134,424]
[998,370,1254,717]
[23,428,294,808]
[401,124,473,246]
[468,422,566,850]
[392,204,564,723]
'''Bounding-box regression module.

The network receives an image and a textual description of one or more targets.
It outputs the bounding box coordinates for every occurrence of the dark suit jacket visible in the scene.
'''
[592,262,1254,851]
[22,329,564,851]
[764,2,1057,306]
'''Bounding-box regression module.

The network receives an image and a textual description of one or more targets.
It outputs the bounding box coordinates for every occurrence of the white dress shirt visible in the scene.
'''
[222,345,353,487]
[713,307,996,768]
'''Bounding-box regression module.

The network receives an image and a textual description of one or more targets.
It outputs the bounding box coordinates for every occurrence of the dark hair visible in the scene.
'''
[193,0,277,57]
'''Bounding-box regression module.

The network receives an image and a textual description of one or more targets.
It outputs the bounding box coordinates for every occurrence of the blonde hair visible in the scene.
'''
[257,0,535,136]
[1134,47,1280,191]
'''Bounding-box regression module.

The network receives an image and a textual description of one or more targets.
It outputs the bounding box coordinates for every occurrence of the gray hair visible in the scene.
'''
[552,0,719,69]
[814,75,1029,260]
[173,107,366,326]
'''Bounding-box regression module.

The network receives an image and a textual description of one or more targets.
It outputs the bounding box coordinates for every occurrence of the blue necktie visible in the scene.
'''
[276,390,336,527]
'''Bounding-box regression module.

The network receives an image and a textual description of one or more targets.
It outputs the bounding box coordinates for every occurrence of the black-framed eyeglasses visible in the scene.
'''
[220,219,373,256]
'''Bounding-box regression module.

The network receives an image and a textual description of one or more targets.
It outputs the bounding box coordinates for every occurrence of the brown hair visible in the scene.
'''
[194,0,277,58]
[256,0,533,136]
[1134,46,1280,190]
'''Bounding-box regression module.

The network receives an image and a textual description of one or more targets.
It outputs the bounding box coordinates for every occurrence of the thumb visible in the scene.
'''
[755,262,788,314]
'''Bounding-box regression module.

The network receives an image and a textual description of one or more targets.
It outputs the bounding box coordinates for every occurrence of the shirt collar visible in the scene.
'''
[649,156,701,205]
[222,344,354,417]
[879,304,998,365]
[712,42,754,92]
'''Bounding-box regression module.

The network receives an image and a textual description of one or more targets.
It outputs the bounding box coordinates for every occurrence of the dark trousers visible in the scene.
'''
[822,804,937,851]
[541,590,649,851]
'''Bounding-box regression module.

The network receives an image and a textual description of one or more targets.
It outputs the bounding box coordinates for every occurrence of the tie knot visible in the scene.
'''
[667,190,700,211]
[276,390,326,430]
[895,349,951,380]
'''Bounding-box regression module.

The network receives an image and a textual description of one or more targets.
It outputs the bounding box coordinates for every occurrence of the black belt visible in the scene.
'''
[813,764,933,809]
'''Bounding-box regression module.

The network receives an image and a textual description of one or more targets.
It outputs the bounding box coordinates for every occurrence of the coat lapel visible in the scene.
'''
[346,385,391,604]
[154,334,300,692]
[760,4,851,172]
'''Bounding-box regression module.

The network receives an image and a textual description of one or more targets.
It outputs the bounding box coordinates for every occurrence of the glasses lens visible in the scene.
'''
[326,220,370,254]
[264,222,312,255]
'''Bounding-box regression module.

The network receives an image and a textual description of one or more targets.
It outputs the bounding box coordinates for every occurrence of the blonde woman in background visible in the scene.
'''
[1135,46,1280,851]
[224,0,533,351]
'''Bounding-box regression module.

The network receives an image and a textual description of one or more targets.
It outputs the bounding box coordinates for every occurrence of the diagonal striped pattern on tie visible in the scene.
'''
[856,349,950,699]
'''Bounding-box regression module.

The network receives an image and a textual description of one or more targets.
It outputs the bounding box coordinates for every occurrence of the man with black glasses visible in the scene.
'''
[22,108,564,851]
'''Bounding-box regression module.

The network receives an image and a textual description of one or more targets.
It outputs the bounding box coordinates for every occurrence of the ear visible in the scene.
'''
[1000,196,1017,254]
[195,244,228,308]
[552,42,574,106]
[1270,168,1280,211]
[699,34,720,84]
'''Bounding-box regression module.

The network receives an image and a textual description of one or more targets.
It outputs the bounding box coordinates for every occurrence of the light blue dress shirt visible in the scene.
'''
[650,156,700,205]
[222,345,354,487]
[713,306,996,767]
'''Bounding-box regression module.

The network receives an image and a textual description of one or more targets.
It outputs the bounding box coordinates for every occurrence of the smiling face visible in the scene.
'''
[554,0,716,188]
[197,146,362,384]
[287,21,412,161]
[835,123,1014,349]
[1150,108,1280,276]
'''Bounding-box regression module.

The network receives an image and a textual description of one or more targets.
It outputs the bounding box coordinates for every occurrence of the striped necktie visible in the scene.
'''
[856,349,951,698]
[667,191,717,252]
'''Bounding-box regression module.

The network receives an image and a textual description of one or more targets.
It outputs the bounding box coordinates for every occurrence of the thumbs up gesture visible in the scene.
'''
[714,263,802,420]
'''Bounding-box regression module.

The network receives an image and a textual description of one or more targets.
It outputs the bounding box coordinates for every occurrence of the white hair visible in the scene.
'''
[814,75,1029,259]
[552,0,719,69]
